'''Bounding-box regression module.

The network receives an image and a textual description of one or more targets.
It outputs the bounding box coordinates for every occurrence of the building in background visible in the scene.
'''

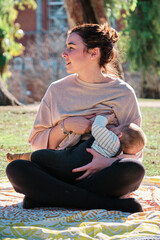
[8,0,68,103]
[16,0,68,45]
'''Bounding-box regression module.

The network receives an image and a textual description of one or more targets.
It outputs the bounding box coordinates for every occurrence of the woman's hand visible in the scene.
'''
[72,148,118,180]
[64,115,95,135]
[48,114,95,149]
[107,113,116,125]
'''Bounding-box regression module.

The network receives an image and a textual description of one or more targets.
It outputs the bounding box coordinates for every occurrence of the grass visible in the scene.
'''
[0,105,38,178]
[0,101,160,178]
[141,106,160,175]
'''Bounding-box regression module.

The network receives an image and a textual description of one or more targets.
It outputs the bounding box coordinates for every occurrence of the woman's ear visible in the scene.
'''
[90,48,100,59]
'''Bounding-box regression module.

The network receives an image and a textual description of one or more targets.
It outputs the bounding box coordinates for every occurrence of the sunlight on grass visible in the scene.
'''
[141,107,160,176]
[0,106,37,177]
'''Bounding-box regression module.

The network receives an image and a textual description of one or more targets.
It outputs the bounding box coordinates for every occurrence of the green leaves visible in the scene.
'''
[0,54,7,69]
[14,0,37,10]
[124,0,160,72]
[105,0,160,97]
[0,0,36,74]
[104,0,137,20]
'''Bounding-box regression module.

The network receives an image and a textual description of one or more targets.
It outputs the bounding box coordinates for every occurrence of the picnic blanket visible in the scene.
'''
[0,176,160,240]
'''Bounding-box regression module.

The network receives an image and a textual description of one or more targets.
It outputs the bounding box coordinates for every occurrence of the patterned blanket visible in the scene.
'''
[0,176,160,240]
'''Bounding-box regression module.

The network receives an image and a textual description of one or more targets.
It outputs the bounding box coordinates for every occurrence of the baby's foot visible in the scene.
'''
[6,152,32,162]
[6,153,17,163]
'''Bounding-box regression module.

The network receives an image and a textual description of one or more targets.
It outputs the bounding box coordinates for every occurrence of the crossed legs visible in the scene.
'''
[6,159,144,213]
[6,138,145,213]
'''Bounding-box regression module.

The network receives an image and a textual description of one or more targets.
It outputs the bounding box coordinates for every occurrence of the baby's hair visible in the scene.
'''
[68,23,119,76]
[119,123,147,154]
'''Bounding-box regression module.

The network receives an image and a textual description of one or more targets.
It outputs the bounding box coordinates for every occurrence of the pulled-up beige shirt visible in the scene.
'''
[28,74,141,151]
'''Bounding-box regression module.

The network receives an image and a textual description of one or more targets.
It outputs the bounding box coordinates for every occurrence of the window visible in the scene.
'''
[47,0,68,32]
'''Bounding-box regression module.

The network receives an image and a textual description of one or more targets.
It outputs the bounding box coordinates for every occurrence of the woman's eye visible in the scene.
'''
[69,47,73,50]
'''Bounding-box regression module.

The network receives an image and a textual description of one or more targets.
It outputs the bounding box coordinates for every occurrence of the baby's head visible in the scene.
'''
[118,123,147,155]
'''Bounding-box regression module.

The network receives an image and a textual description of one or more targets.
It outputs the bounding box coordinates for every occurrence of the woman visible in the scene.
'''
[6,24,145,213]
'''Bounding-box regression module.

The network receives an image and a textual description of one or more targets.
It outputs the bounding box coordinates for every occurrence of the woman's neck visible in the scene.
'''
[77,69,110,84]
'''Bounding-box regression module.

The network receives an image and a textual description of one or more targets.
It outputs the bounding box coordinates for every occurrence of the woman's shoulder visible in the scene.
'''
[114,78,135,94]
[49,74,76,89]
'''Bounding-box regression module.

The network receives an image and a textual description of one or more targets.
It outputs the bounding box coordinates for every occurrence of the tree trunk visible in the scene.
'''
[63,0,124,80]
[64,0,108,27]
[90,0,109,24]
[0,76,22,106]
[63,0,84,28]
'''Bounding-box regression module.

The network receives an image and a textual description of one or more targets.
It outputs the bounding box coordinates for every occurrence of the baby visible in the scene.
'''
[6,114,146,162]
[91,114,146,159]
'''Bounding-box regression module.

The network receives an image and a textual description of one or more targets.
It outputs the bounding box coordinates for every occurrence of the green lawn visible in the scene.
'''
[140,106,160,175]
[0,101,160,178]
[0,105,38,178]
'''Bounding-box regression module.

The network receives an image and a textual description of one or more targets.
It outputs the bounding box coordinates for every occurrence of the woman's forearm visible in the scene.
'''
[48,116,93,149]
[48,123,67,149]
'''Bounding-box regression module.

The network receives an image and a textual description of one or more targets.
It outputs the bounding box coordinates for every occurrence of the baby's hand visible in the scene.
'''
[107,113,115,124]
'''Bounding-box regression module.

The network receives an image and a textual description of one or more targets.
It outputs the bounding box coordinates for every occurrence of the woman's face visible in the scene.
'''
[62,33,91,74]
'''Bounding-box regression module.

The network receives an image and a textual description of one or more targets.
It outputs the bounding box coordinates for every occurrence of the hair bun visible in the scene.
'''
[101,24,119,44]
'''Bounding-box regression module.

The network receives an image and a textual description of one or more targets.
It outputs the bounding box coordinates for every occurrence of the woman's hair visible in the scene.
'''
[119,123,147,154]
[68,23,119,74]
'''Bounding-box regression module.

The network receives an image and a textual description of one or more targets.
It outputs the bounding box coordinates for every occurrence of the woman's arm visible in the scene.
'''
[29,91,94,150]
[48,116,93,149]
[48,123,67,149]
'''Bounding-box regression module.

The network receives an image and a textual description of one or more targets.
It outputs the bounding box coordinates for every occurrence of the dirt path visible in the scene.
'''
[138,100,160,107]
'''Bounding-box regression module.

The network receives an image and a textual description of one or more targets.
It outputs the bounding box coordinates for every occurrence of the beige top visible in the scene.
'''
[28,74,141,151]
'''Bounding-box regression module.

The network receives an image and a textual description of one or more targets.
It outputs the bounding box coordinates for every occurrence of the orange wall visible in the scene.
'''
[16,7,36,31]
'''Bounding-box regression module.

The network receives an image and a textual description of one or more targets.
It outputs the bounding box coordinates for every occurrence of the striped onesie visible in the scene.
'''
[91,115,121,157]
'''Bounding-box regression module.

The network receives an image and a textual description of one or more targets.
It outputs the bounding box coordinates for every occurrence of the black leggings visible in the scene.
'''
[6,137,145,213]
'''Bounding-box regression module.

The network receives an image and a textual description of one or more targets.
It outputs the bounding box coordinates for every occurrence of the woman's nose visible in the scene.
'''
[62,50,68,58]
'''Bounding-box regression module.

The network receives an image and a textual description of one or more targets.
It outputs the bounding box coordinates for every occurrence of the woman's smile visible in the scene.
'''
[65,61,71,66]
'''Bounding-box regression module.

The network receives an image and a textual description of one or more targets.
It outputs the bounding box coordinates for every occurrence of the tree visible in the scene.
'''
[124,0,160,98]
[64,0,108,27]
[63,0,124,80]
[0,0,36,105]
[103,0,160,98]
